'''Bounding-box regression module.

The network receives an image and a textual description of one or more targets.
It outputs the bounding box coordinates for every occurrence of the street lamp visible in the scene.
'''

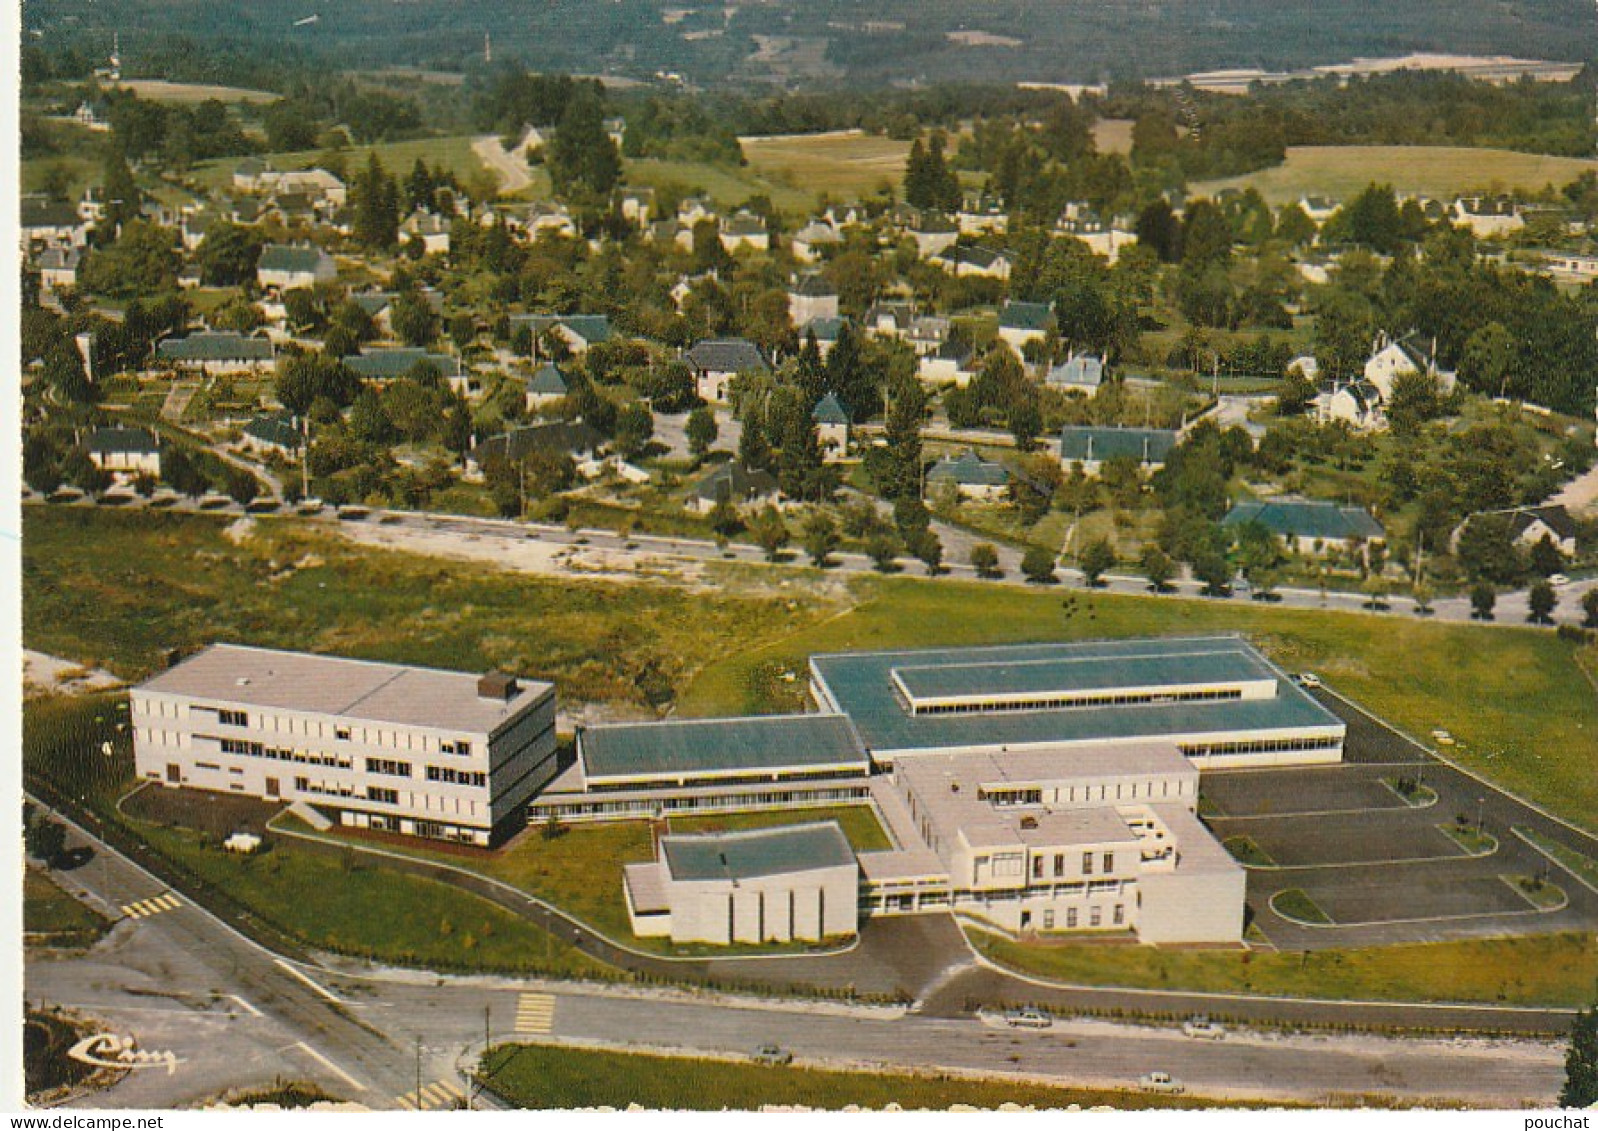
[1476,796,1486,836]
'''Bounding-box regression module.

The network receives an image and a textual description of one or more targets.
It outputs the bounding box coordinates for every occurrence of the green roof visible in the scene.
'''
[999,300,1054,331]
[927,451,1008,487]
[526,363,569,395]
[258,244,331,274]
[893,648,1274,703]
[344,349,461,380]
[1223,500,1385,542]
[243,414,302,450]
[812,392,849,425]
[580,714,867,786]
[509,313,613,345]
[1059,426,1178,465]
[810,636,1343,758]
[156,332,273,362]
[87,426,159,455]
[661,821,856,881]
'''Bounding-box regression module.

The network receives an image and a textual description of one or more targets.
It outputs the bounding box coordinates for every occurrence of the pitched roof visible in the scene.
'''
[999,300,1054,331]
[694,461,778,503]
[473,421,604,463]
[1047,354,1104,388]
[684,338,769,375]
[935,245,1007,270]
[344,348,462,380]
[790,274,837,298]
[927,450,1009,487]
[509,313,613,345]
[258,244,332,275]
[21,198,82,229]
[87,426,159,456]
[525,363,569,396]
[156,332,274,362]
[1058,426,1178,464]
[721,211,768,236]
[1222,499,1386,542]
[242,413,302,450]
[661,821,857,882]
[802,316,847,341]
[812,392,849,425]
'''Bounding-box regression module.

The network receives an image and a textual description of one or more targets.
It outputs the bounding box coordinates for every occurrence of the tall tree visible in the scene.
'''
[878,373,926,501]
[1562,1004,1598,1107]
[547,87,622,203]
[353,153,399,250]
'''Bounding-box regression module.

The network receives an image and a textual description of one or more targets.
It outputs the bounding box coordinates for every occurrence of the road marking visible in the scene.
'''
[272,959,346,1004]
[515,992,556,1034]
[226,994,262,1018]
[120,893,182,919]
[398,1078,464,1110]
[289,1041,365,1092]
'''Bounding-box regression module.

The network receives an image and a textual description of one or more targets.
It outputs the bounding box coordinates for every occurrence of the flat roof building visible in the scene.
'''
[577,714,868,790]
[132,645,558,846]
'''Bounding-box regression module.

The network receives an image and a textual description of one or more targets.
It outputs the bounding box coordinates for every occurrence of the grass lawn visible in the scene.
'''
[477,1042,1242,1110]
[624,158,814,218]
[189,135,488,194]
[738,131,909,206]
[1439,823,1498,856]
[971,929,1598,1008]
[1192,145,1598,204]
[667,804,892,852]
[1221,836,1274,867]
[1504,875,1566,911]
[1517,827,1598,891]
[678,574,1598,835]
[1270,889,1333,925]
[23,870,110,945]
[22,508,833,708]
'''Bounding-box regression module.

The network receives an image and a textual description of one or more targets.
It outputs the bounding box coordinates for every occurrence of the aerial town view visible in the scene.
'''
[9,0,1598,1118]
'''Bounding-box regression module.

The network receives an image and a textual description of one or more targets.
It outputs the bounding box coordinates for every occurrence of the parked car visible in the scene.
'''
[1297,673,1321,689]
[1138,1071,1185,1094]
[1549,574,1570,588]
[1004,1009,1053,1029]
[1430,729,1456,746]
[752,1044,793,1066]
[1181,1016,1225,1040]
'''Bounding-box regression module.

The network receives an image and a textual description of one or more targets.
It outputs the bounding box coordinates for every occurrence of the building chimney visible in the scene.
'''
[477,672,519,701]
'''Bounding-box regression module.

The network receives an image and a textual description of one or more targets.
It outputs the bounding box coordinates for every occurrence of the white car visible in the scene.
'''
[1297,673,1321,689]
[1549,574,1570,588]
[1181,1017,1225,1040]
[1430,729,1456,746]
[1004,1009,1053,1029]
[1138,1071,1186,1094]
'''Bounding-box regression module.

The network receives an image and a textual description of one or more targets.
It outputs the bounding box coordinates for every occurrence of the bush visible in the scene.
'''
[1020,545,1058,584]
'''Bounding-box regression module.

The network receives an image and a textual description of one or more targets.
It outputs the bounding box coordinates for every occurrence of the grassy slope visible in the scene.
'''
[680,575,1598,835]
[1193,145,1598,204]
[738,132,910,204]
[479,1043,1241,1110]
[972,930,1598,1008]
[189,135,489,194]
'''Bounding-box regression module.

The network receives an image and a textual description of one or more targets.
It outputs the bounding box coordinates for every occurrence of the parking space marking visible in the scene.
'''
[398,1078,465,1110]
[120,893,182,919]
[515,992,556,1034]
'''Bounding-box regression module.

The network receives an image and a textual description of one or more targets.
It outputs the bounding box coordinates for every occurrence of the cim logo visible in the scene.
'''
[67,1033,182,1076]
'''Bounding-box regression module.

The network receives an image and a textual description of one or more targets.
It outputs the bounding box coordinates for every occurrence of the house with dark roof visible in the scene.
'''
[155,332,275,376]
[1316,379,1385,432]
[509,313,613,357]
[790,220,842,263]
[931,244,1011,281]
[1046,353,1104,393]
[812,392,850,458]
[788,274,839,326]
[86,426,160,477]
[351,290,445,339]
[866,300,917,338]
[688,462,779,514]
[1223,499,1386,555]
[917,339,976,386]
[1059,426,1179,475]
[400,210,451,255]
[524,363,570,409]
[21,196,91,252]
[257,244,336,291]
[239,412,303,457]
[719,210,770,253]
[469,421,606,475]
[344,348,478,398]
[997,300,1055,351]
[1362,334,1456,401]
[683,339,769,404]
[926,450,1011,500]
[36,246,81,292]
[800,316,847,360]
[1450,505,1580,558]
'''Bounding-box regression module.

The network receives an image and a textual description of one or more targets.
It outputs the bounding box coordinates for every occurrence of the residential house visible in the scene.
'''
[1222,499,1386,556]
[1452,196,1524,239]
[1045,353,1104,393]
[1059,426,1179,475]
[256,244,336,292]
[1450,505,1580,559]
[467,421,606,476]
[719,210,771,254]
[688,462,780,514]
[683,338,770,404]
[790,220,842,263]
[997,300,1055,352]
[788,274,839,326]
[1297,196,1339,225]
[36,247,81,293]
[1055,211,1138,263]
[1362,334,1456,400]
[678,196,716,227]
[401,210,451,255]
[891,206,960,259]
[917,339,977,386]
[239,412,304,458]
[350,290,446,340]
[155,332,276,376]
[931,244,1011,280]
[345,348,478,398]
[812,392,850,459]
[1315,380,1385,431]
[926,450,1010,500]
[615,187,656,227]
[799,316,847,361]
[905,317,951,357]
[21,196,91,253]
[72,100,112,132]
[866,300,917,339]
[524,363,571,410]
[957,194,1008,236]
[510,314,614,358]
[86,426,161,478]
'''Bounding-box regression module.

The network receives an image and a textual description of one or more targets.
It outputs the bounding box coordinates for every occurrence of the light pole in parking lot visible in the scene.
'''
[1476,796,1486,835]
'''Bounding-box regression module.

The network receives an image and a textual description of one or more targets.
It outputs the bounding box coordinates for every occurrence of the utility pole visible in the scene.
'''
[415,1033,422,1107]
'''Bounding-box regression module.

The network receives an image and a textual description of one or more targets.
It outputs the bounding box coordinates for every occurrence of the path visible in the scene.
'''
[472,135,533,194]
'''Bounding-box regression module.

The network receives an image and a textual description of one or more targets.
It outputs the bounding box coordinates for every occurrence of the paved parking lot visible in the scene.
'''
[1200,687,1598,950]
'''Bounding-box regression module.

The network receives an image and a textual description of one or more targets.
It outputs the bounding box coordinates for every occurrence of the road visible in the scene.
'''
[25,801,1575,1110]
[471,134,534,194]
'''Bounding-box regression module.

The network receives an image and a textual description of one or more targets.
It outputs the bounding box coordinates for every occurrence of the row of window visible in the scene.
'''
[176,701,478,757]
[1031,850,1115,880]
[217,737,353,769]
[366,758,412,777]
[1044,904,1123,929]
[426,765,487,787]
[530,786,871,820]
[218,709,249,727]
[1179,735,1342,757]
[907,688,1244,717]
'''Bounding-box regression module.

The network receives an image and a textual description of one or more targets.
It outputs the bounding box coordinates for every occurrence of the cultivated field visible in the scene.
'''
[1193,145,1598,203]
[1092,118,1135,155]
[739,130,912,202]
[114,80,281,105]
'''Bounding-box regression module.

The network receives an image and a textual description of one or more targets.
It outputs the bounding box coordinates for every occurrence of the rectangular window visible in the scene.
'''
[1066,907,1077,928]
[1053,854,1064,878]
[1090,907,1102,927]
[1031,856,1044,879]
[335,727,351,741]
[1103,852,1114,873]
[219,709,249,727]
[367,786,399,805]
[1043,909,1055,929]
[1082,851,1093,875]
[365,758,411,777]
[1113,904,1125,926]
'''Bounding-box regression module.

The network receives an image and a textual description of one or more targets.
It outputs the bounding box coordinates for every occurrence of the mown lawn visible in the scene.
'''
[971,929,1598,1008]
[478,1042,1246,1110]
[624,157,814,217]
[679,575,1598,835]
[22,508,832,708]
[23,871,110,944]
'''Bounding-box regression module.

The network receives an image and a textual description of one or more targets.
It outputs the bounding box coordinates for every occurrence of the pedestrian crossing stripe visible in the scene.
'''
[397,1079,465,1110]
[121,893,182,919]
[515,992,556,1034]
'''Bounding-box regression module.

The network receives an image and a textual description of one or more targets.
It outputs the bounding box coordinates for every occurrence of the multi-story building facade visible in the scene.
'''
[131,645,557,846]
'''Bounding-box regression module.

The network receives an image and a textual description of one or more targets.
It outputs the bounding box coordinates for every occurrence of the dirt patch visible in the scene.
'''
[23,651,123,698]
[122,784,284,839]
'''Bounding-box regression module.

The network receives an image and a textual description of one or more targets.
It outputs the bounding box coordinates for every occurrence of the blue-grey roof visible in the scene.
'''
[810,636,1343,758]
[258,244,331,275]
[509,313,613,345]
[803,316,847,341]
[927,451,1008,487]
[999,300,1054,331]
[87,426,159,456]
[1223,500,1385,542]
[580,714,867,785]
[1047,354,1103,388]
[812,392,849,425]
[243,413,302,450]
[157,332,274,362]
[525,363,569,396]
[694,462,778,503]
[1059,426,1178,465]
[893,648,1274,704]
[661,821,856,882]
[685,338,769,375]
[344,349,462,380]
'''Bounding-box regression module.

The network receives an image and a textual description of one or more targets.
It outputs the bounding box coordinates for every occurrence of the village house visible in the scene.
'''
[812,392,850,460]
[1059,425,1179,476]
[524,362,571,410]
[996,300,1055,352]
[926,450,1011,500]
[931,244,1012,280]
[790,220,843,263]
[238,412,304,459]
[155,332,276,377]
[787,274,840,326]
[684,338,770,404]
[1046,353,1105,394]
[1222,498,1387,557]
[719,210,771,254]
[688,462,780,515]
[510,313,614,358]
[1450,504,1580,559]
[256,244,336,292]
[86,426,161,479]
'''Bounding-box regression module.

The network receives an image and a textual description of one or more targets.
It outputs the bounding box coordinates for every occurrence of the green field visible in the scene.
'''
[972,929,1598,1008]
[1518,827,1598,891]
[189,135,490,194]
[679,575,1598,836]
[115,80,281,105]
[739,131,911,205]
[625,157,816,217]
[1193,145,1598,204]
[478,1042,1243,1110]
[23,870,109,946]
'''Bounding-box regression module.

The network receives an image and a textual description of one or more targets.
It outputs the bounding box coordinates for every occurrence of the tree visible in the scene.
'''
[970,542,1001,578]
[1140,544,1175,592]
[1561,1003,1598,1107]
[1529,535,1566,578]
[1192,549,1233,596]
[878,375,926,501]
[389,292,439,348]
[197,222,262,286]
[1021,545,1058,584]
[1411,580,1434,616]
[62,448,110,497]
[910,529,943,576]
[1456,514,1523,585]
[162,447,207,499]
[866,532,901,573]
[748,506,790,561]
[225,468,260,507]
[79,220,180,298]
[353,153,399,250]
[1528,581,1557,625]
[24,813,66,866]
[23,433,61,494]
[1078,537,1116,588]
[1459,321,1516,398]
[1337,184,1404,254]
[801,512,839,567]
[1470,582,1497,621]
[612,403,655,461]
[1581,588,1598,629]
[686,405,718,458]
[547,86,622,203]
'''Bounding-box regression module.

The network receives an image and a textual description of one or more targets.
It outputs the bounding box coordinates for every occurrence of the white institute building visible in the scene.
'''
[131,645,557,846]
[539,635,1345,947]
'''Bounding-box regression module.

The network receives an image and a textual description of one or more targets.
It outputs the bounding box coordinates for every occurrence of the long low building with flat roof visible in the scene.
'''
[574,714,869,790]
[132,644,558,845]
[810,635,1344,768]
